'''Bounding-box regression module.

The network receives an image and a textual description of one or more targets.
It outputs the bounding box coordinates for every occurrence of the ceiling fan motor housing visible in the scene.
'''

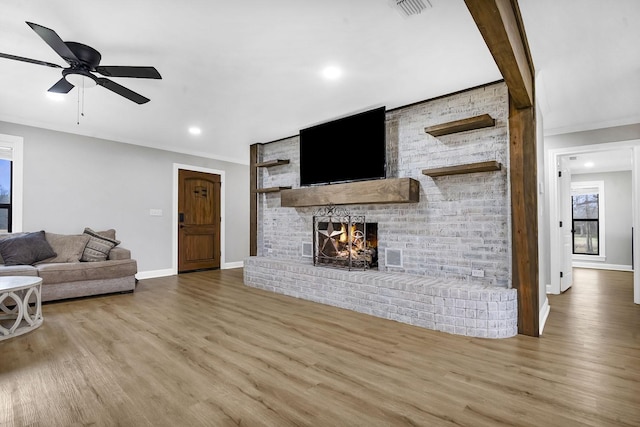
[62,42,101,87]
[65,41,101,69]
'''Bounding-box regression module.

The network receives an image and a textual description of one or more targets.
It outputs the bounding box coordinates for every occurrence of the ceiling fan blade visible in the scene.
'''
[96,77,150,104]
[0,52,63,69]
[95,66,162,79]
[48,78,74,94]
[26,21,79,65]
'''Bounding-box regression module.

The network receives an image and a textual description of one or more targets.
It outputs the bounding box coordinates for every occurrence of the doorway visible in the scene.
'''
[547,141,638,304]
[173,164,226,274]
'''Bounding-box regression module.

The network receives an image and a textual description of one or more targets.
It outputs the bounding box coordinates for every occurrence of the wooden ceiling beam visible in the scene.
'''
[465,0,540,337]
[464,0,534,109]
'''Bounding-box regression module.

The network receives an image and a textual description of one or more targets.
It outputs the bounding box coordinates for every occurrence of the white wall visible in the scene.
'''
[536,98,550,334]
[572,171,633,268]
[0,121,250,275]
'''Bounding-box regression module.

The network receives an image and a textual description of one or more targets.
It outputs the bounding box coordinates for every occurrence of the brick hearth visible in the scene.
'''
[244,257,518,338]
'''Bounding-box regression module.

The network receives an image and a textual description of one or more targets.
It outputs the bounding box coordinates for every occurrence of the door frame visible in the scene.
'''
[172,163,226,275]
[546,140,638,303]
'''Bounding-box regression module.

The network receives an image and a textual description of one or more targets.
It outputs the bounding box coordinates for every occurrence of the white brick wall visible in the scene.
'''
[257,82,511,287]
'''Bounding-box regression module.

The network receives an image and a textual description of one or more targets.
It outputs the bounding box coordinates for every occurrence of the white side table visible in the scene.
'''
[0,276,44,340]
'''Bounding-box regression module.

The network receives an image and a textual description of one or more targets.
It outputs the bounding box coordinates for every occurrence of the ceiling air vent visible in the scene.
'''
[394,0,432,17]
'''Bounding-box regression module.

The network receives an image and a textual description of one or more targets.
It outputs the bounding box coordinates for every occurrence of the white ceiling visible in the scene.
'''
[519,0,640,136]
[566,149,633,175]
[0,0,638,165]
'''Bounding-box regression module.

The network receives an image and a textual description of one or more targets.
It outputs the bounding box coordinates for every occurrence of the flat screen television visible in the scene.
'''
[299,106,386,186]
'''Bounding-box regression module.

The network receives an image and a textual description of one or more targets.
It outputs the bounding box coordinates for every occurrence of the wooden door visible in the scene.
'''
[178,170,221,272]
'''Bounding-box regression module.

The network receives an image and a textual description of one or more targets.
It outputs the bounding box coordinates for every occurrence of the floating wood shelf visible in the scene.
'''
[422,160,502,177]
[255,159,290,167]
[255,186,292,194]
[424,114,496,137]
[280,178,419,207]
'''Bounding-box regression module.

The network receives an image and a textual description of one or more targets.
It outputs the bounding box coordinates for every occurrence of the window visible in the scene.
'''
[0,159,11,232]
[0,133,23,233]
[571,181,605,257]
[572,193,599,254]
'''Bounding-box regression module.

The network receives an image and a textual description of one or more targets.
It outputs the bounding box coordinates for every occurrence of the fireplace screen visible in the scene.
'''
[313,206,378,270]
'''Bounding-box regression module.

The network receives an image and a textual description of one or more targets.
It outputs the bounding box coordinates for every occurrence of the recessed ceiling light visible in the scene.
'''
[188,127,202,135]
[46,92,65,102]
[322,65,342,80]
[584,161,594,168]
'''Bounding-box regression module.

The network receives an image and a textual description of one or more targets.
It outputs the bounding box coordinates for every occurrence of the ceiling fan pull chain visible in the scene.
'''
[81,78,85,118]
[76,85,80,125]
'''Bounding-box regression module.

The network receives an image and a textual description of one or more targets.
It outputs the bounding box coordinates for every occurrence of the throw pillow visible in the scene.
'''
[36,233,91,264]
[95,229,116,240]
[81,227,121,262]
[0,232,28,264]
[0,231,57,266]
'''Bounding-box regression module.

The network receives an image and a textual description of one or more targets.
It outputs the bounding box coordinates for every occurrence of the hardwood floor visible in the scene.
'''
[1,267,638,426]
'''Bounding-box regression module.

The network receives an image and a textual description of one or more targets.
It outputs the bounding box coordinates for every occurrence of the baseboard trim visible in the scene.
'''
[223,261,244,269]
[539,297,550,336]
[136,263,243,279]
[136,269,176,280]
[572,262,633,272]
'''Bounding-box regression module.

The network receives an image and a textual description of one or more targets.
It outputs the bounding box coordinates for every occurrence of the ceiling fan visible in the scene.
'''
[0,22,161,104]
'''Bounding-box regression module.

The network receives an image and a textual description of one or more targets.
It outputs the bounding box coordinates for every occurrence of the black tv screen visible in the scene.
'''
[299,106,386,186]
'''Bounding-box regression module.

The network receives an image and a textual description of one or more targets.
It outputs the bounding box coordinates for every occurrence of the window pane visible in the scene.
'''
[0,159,10,204]
[0,208,8,233]
[573,220,599,255]
[572,194,598,219]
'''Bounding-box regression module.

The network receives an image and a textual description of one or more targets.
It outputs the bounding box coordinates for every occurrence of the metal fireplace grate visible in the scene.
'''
[312,205,377,271]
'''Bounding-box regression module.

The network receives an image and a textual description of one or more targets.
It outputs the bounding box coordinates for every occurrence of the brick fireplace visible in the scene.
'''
[249,82,515,337]
[255,82,511,286]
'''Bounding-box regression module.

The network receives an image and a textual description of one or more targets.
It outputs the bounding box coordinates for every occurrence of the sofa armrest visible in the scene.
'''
[108,247,131,261]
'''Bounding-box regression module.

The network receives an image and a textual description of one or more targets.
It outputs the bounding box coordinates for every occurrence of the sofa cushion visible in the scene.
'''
[37,233,91,264]
[81,228,121,262]
[0,264,38,277]
[0,231,57,266]
[36,259,138,285]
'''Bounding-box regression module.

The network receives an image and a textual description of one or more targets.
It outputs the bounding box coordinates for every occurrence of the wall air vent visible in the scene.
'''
[301,242,313,258]
[394,0,432,17]
[385,248,403,268]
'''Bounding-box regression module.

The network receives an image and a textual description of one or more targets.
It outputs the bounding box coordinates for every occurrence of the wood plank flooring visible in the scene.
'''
[1,267,638,426]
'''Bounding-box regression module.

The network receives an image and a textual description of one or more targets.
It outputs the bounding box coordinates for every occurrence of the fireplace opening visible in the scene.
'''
[313,206,377,270]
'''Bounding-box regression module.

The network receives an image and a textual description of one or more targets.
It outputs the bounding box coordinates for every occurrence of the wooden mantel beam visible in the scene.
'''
[465,0,534,109]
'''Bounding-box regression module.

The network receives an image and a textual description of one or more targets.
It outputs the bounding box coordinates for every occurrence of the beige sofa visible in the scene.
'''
[0,229,137,302]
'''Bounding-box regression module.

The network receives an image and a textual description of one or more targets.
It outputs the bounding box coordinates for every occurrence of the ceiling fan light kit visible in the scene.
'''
[0,21,161,104]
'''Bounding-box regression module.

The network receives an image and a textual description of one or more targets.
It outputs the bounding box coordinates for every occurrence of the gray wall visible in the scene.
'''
[258,82,512,287]
[572,171,633,267]
[0,121,250,274]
